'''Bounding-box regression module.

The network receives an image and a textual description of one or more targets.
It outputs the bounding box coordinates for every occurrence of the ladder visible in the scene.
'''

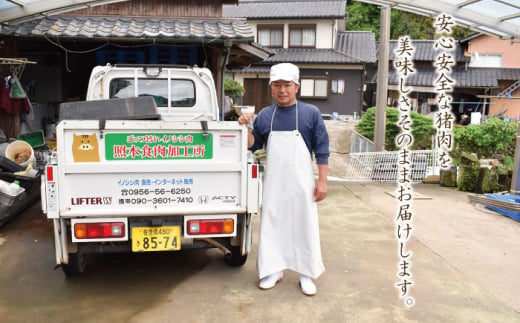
[497,80,520,98]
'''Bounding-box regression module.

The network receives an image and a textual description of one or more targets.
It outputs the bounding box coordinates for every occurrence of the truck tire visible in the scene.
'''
[225,246,248,267]
[62,253,87,276]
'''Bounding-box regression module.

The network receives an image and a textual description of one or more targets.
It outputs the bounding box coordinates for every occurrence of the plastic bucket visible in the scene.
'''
[5,140,35,168]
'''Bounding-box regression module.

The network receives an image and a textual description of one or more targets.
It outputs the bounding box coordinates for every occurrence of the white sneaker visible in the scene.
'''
[299,274,317,296]
[258,271,283,290]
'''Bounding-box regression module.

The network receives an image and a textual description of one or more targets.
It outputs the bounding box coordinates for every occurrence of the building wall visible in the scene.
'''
[467,35,520,68]
[68,0,225,18]
[234,67,363,116]
[488,86,520,119]
[246,19,335,49]
[301,68,363,116]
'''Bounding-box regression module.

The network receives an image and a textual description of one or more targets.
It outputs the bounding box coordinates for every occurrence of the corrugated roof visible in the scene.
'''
[0,15,255,41]
[223,0,346,19]
[335,31,377,63]
[356,0,520,40]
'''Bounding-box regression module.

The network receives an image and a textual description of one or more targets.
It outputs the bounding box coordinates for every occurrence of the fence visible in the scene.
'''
[344,130,438,183]
[344,150,437,183]
[349,130,374,153]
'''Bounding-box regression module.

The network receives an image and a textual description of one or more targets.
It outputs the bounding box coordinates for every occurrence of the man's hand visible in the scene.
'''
[314,164,328,202]
[314,179,328,202]
[237,113,255,148]
[238,113,254,128]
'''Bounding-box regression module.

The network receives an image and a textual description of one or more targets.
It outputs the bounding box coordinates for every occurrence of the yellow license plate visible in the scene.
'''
[131,226,181,252]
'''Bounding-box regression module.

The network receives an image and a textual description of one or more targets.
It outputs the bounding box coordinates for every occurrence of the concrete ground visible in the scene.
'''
[0,180,519,322]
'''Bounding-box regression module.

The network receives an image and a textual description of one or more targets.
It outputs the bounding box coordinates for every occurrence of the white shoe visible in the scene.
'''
[258,271,283,290]
[299,274,317,296]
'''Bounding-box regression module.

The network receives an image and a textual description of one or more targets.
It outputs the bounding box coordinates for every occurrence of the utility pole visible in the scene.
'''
[374,5,391,151]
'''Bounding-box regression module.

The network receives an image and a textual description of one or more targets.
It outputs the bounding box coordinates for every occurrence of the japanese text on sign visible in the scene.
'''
[104,133,213,160]
[434,14,456,168]
[393,35,415,307]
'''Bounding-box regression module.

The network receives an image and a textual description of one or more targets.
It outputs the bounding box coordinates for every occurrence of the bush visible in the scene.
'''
[453,117,517,159]
[356,107,435,150]
[457,162,479,192]
[224,78,244,100]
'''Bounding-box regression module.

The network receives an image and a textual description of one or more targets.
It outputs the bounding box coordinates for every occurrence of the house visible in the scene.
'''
[461,33,520,119]
[0,0,269,136]
[369,35,520,122]
[223,0,377,117]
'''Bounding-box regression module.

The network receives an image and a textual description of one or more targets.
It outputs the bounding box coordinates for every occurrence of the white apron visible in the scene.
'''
[257,103,325,279]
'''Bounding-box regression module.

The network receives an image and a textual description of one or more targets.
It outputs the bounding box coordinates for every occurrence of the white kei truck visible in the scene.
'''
[41,64,261,276]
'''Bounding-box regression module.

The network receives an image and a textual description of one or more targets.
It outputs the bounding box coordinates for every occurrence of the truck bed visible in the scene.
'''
[45,119,252,219]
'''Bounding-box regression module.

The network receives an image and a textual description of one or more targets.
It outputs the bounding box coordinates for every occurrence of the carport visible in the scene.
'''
[354,0,520,151]
[0,0,270,137]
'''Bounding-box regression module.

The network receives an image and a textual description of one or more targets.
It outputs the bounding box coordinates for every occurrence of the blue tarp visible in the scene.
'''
[485,194,520,222]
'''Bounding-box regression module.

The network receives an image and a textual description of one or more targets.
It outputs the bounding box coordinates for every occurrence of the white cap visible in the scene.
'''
[269,63,300,85]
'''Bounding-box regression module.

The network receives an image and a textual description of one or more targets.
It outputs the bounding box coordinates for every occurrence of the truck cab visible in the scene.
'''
[86,64,220,121]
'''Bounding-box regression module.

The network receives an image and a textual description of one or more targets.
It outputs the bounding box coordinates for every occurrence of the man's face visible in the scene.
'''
[270,80,299,107]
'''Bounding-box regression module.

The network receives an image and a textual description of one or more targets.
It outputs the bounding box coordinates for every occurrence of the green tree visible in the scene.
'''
[346,1,381,38]
[356,107,435,151]
[453,117,517,159]
[224,77,244,100]
[346,1,474,40]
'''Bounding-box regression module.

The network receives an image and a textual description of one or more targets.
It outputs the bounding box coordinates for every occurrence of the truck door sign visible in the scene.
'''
[72,134,101,162]
[104,133,213,160]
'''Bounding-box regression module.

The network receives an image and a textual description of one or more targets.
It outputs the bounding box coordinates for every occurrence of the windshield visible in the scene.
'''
[110,78,196,107]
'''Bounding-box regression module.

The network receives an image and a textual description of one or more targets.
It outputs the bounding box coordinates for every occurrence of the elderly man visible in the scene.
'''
[238,63,329,296]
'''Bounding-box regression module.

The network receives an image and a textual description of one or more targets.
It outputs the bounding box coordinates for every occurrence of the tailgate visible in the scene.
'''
[53,120,250,218]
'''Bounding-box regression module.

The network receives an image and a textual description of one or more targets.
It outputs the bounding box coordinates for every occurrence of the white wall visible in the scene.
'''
[247,19,335,49]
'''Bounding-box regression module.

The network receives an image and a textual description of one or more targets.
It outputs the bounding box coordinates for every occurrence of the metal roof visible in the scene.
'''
[0,0,132,25]
[223,0,346,19]
[355,0,520,40]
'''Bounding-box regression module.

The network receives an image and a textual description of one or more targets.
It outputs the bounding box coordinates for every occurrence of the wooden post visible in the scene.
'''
[374,5,391,151]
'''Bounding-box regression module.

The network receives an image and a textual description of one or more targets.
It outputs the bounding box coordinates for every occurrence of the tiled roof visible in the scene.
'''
[0,15,255,41]
[387,67,520,88]
[335,31,377,64]
[387,39,467,63]
[223,0,346,19]
[231,46,368,73]
[262,48,365,64]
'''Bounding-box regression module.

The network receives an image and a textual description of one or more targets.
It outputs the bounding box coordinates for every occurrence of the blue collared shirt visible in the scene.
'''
[250,101,330,165]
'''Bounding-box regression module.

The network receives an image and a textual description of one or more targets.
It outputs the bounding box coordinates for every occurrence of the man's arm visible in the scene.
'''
[247,129,254,148]
[314,164,328,202]
[238,113,255,148]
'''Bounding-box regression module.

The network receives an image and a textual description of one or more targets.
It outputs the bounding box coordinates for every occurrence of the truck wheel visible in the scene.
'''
[62,253,87,276]
[225,246,248,267]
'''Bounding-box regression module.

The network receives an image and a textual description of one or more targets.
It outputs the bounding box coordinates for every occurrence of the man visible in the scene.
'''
[238,63,329,296]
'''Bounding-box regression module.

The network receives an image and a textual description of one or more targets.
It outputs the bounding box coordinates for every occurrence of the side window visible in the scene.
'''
[289,24,316,48]
[331,79,345,95]
[300,77,328,99]
[257,24,283,48]
[109,78,195,107]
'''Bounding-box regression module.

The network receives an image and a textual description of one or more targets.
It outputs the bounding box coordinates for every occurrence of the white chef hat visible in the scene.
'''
[269,63,300,85]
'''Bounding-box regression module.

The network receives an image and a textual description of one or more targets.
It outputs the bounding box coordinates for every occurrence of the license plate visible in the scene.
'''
[131,226,181,252]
